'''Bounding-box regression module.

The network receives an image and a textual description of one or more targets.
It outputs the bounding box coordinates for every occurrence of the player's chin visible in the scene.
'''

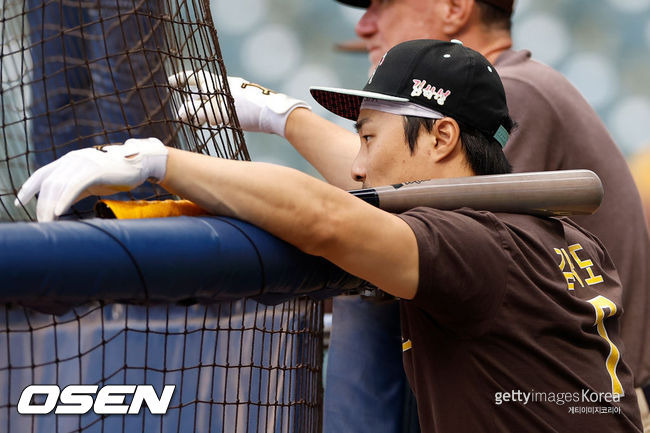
[368,49,383,67]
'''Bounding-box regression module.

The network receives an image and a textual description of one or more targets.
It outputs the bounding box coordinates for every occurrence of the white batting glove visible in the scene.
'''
[167,71,311,137]
[14,138,168,222]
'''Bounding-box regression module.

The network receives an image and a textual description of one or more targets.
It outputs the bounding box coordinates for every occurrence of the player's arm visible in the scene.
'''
[284,108,361,190]
[15,140,418,299]
[161,147,418,299]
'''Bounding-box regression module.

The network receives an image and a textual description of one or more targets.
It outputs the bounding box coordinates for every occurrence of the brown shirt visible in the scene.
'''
[496,50,650,386]
[399,207,642,433]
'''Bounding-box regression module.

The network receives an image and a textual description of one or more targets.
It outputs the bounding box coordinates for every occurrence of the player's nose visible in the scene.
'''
[351,155,367,184]
[355,8,377,39]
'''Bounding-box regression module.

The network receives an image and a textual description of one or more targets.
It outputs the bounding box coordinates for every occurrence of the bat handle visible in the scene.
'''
[348,188,380,207]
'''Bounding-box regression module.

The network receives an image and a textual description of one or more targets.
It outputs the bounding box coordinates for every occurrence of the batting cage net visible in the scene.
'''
[0,0,340,431]
[1,300,324,433]
[1,0,248,222]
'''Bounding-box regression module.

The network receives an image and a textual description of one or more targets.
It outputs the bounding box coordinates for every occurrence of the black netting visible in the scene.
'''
[0,0,326,431]
[0,299,324,432]
[1,0,249,221]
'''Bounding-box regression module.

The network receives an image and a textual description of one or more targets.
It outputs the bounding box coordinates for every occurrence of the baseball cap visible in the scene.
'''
[310,39,511,147]
[335,0,514,14]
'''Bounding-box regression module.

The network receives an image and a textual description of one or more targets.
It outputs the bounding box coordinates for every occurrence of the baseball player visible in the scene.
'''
[15,39,643,432]
[166,1,650,431]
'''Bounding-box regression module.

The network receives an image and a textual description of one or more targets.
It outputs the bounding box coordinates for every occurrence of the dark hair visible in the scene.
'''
[402,116,513,176]
[475,1,512,31]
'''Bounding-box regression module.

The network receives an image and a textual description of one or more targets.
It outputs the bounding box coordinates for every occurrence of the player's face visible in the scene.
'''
[356,0,447,67]
[352,109,436,188]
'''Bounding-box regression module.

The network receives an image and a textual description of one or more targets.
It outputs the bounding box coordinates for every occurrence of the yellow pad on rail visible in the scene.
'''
[95,199,207,219]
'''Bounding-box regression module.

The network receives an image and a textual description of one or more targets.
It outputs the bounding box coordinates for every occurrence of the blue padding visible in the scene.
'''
[0,217,363,311]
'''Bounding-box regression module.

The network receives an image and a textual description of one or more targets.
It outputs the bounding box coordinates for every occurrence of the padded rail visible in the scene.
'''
[0,216,364,311]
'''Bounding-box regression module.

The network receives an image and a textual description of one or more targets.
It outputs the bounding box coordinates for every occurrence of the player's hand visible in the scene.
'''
[167,71,311,137]
[15,138,168,222]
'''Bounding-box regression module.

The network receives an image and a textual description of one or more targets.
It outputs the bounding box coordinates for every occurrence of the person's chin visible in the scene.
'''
[368,47,383,66]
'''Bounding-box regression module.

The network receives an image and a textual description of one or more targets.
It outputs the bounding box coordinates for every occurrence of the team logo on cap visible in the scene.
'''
[411,80,451,106]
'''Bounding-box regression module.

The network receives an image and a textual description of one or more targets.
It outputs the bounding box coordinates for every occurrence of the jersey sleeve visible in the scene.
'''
[397,207,510,337]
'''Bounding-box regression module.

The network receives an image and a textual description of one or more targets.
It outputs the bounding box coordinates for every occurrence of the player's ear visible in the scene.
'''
[431,117,462,162]
[440,0,474,35]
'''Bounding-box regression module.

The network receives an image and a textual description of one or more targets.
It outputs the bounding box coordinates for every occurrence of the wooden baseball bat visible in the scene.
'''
[348,169,603,216]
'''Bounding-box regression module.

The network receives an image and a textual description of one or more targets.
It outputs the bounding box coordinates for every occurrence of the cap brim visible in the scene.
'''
[310,86,409,120]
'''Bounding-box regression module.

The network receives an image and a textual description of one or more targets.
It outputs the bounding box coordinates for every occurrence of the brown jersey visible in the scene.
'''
[496,49,650,386]
[398,207,642,432]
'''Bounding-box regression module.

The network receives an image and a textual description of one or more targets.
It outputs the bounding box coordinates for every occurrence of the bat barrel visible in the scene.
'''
[349,170,603,216]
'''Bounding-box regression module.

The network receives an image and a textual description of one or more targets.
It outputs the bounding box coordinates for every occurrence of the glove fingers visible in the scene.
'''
[15,160,60,207]
[167,70,192,89]
[170,70,219,94]
[36,195,57,223]
[176,104,192,123]
[177,95,207,124]
[36,164,77,222]
[168,70,214,94]
[178,106,208,125]
[193,70,218,94]
[52,168,97,219]
[200,96,227,125]
[179,96,227,126]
